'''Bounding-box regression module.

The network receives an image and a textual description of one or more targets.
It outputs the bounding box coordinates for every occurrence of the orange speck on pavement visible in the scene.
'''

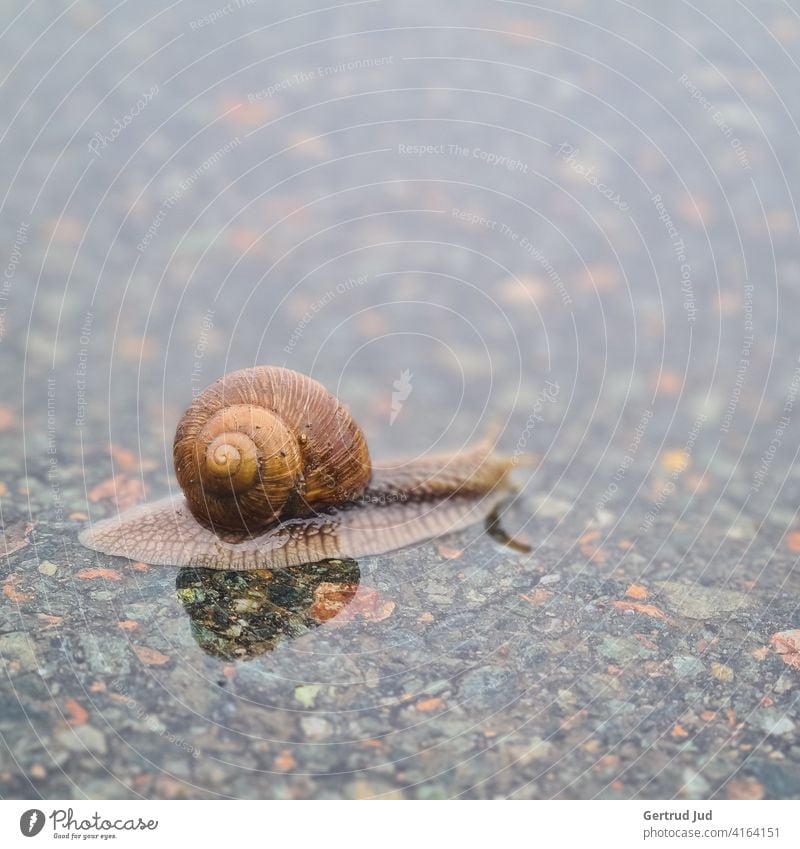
[133,645,170,666]
[3,575,33,603]
[660,449,689,474]
[110,444,140,472]
[613,600,670,622]
[654,371,683,396]
[65,698,88,726]
[219,97,272,126]
[76,568,122,581]
[415,697,445,713]
[37,614,64,628]
[88,474,145,509]
[2,520,35,556]
[726,778,765,800]
[770,629,800,669]
[273,750,296,772]
[521,588,554,605]
[327,587,396,624]
[308,582,359,623]
[48,217,82,241]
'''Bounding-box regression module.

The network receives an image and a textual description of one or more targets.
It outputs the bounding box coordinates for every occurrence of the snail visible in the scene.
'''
[79,366,517,570]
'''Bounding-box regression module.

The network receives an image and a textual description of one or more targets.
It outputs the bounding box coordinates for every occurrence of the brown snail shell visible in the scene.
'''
[173,367,371,534]
[79,367,516,570]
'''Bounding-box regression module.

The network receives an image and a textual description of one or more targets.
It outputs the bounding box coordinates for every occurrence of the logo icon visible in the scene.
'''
[20,809,45,837]
[390,369,413,425]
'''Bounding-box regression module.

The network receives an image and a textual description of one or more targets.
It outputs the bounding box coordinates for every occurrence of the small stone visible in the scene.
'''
[710,662,735,683]
[539,573,561,585]
[56,724,107,755]
[522,737,556,761]
[0,632,37,668]
[533,494,572,520]
[757,710,795,736]
[598,635,656,663]
[176,587,205,604]
[459,666,518,709]
[37,560,58,576]
[557,688,576,706]
[144,715,166,735]
[682,768,710,798]
[294,684,321,708]
[232,598,261,613]
[350,779,404,800]
[725,522,751,540]
[300,716,332,739]
[672,655,705,678]
[656,581,753,620]
[595,508,615,527]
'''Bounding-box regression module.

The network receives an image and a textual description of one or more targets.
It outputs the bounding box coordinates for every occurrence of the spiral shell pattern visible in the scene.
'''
[173,366,371,534]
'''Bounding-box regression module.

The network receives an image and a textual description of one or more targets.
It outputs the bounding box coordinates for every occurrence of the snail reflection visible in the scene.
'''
[176,558,360,660]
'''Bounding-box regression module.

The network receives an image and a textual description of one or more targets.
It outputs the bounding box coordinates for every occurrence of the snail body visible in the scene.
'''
[79,366,515,570]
